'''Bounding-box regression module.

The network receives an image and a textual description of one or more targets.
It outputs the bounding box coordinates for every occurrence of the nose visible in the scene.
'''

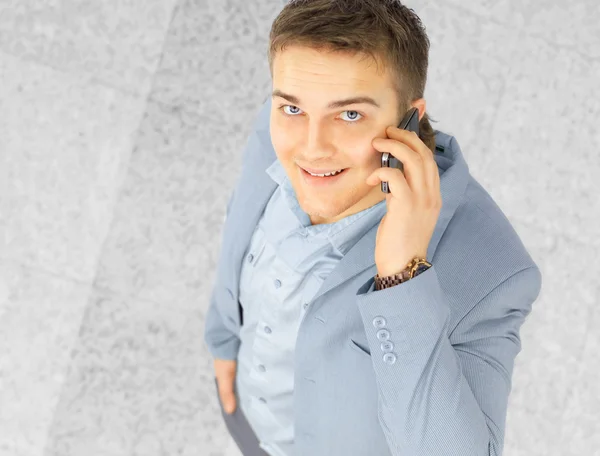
[303,123,334,159]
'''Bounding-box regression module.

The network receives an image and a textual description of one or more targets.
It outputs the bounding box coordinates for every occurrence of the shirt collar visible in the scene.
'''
[264,159,387,255]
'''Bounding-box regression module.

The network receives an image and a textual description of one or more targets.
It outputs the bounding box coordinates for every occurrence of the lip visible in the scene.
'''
[299,166,348,186]
[300,166,347,174]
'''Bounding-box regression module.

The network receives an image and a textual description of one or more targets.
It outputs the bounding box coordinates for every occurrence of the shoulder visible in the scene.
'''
[434,175,542,320]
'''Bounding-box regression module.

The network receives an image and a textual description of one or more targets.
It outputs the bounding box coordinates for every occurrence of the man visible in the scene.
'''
[204,4,542,456]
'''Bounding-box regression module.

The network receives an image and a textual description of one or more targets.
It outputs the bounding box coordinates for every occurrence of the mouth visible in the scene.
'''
[299,166,349,186]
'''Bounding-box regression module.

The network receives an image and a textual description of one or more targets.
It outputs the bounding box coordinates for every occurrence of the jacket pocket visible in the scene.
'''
[348,338,371,357]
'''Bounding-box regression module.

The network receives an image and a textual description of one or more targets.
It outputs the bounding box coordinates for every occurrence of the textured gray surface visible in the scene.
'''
[0,0,598,455]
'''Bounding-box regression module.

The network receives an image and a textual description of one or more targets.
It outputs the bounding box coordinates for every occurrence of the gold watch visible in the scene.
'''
[374,257,432,290]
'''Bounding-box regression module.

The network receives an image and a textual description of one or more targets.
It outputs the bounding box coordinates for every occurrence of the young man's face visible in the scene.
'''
[270,44,425,226]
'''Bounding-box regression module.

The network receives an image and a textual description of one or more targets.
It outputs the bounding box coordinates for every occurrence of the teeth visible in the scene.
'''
[308,169,344,177]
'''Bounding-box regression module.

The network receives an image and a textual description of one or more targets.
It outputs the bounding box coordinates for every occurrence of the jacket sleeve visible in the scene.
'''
[203,188,241,361]
[203,97,273,361]
[355,264,543,456]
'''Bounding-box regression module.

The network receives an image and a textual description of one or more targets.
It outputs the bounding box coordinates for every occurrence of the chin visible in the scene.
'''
[302,200,344,220]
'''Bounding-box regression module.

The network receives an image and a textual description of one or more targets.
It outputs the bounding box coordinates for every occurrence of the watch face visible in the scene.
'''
[414,264,430,276]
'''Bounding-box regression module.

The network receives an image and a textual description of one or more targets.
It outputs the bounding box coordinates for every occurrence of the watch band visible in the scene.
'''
[374,257,432,290]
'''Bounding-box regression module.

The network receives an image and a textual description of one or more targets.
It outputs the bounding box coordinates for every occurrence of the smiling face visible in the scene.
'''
[270,44,425,226]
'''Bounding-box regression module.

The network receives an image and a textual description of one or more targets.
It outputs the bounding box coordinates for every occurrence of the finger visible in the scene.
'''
[223,393,237,415]
[386,127,432,162]
[371,138,426,197]
[419,154,437,205]
[387,128,440,197]
[217,377,237,414]
[366,167,411,201]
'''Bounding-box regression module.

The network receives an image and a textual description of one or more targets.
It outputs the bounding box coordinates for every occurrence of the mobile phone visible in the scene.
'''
[380,107,420,194]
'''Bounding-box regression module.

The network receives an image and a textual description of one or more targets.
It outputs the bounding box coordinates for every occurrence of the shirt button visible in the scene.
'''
[274,279,281,288]
[381,341,394,352]
[258,364,266,372]
[248,253,254,263]
[383,352,397,364]
[372,316,387,328]
[264,326,272,334]
[376,329,391,341]
[303,302,309,310]
[259,397,267,404]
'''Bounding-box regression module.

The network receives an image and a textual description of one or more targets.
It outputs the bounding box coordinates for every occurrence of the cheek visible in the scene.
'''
[270,132,292,159]
[346,145,380,170]
[269,116,288,143]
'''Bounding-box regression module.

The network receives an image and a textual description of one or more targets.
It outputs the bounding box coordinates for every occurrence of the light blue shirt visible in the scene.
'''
[235,159,387,456]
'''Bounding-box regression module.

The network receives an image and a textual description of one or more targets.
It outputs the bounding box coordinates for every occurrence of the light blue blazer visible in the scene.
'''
[204,97,543,456]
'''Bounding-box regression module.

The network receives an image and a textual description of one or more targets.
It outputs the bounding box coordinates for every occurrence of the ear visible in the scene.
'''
[410,98,427,121]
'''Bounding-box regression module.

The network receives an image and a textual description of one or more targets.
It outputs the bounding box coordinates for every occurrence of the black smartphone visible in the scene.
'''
[380,107,420,194]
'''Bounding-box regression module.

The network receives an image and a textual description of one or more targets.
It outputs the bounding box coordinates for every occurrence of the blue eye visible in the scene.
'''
[281,105,301,116]
[278,105,363,124]
[340,110,362,122]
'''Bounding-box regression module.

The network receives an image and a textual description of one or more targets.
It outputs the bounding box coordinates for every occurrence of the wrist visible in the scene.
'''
[374,256,432,291]
[376,255,420,277]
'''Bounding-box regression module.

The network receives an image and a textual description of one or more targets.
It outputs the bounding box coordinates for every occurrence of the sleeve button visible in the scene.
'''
[372,316,387,328]
[376,329,391,341]
[381,341,394,352]
[383,353,397,364]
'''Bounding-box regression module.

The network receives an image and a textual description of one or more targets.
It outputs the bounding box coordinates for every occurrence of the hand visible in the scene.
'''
[365,126,442,277]
[214,358,237,415]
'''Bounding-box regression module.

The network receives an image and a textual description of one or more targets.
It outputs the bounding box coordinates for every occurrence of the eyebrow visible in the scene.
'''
[272,89,381,109]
